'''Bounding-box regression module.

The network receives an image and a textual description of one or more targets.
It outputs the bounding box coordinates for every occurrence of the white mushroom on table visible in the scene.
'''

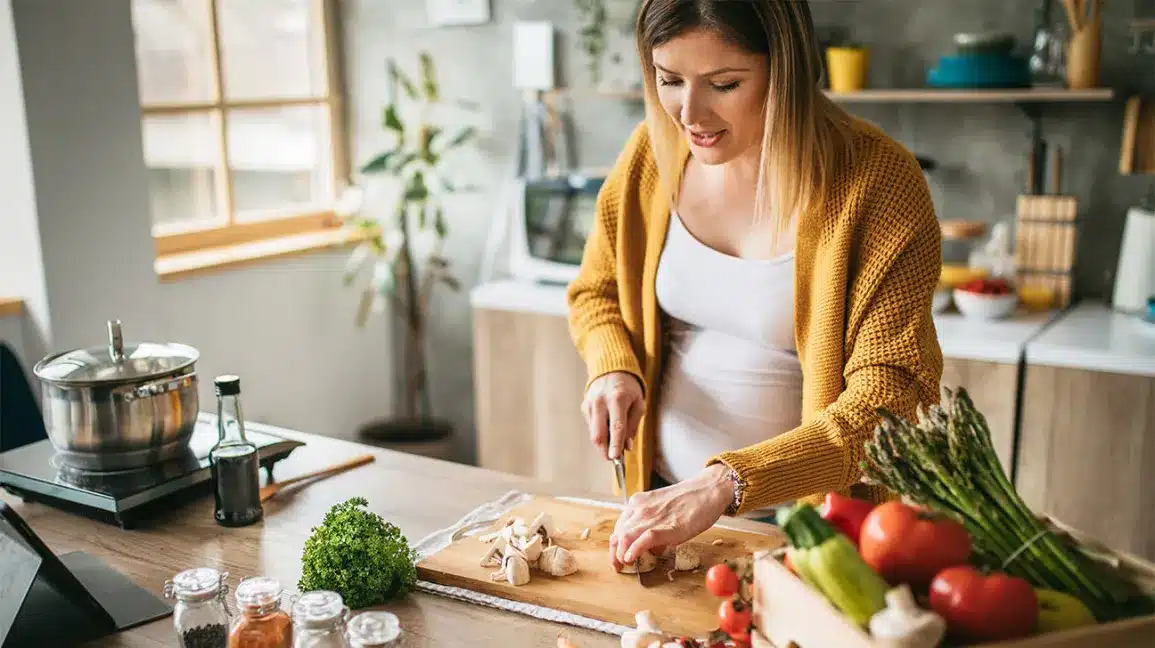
[477,512,578,584]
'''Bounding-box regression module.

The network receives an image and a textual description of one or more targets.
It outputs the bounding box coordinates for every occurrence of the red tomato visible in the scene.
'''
[705,563,739,598]
[859,501,972,589]
[718,599,752,637]
[929,566,1038,642]
[820,492,875,546]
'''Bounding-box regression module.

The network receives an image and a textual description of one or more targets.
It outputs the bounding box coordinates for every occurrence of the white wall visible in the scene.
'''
[0,0,49,365]
[161,252,394,440]
[3,0,402,447]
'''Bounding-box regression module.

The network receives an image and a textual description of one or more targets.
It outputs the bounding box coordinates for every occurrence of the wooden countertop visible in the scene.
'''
[2,423,777,647]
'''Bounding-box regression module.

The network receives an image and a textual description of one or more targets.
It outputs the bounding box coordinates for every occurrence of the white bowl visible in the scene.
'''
[932,289,952,314]
[952,289,1018,320]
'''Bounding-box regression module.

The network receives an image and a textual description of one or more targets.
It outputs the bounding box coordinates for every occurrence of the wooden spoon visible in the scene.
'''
[259,454,375,502]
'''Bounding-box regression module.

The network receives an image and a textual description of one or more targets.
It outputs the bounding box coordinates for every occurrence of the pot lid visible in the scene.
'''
[34,320,198,385]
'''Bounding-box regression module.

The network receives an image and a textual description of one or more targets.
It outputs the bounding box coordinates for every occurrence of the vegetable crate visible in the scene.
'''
[748,520,1155,648]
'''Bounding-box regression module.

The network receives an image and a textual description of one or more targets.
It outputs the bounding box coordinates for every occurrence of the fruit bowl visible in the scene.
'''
[954,277,1018,320]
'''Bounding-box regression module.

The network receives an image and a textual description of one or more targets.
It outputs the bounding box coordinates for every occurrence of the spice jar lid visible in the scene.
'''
[291,590,345,627]
[235,576,283,610]
[167,567,224,601]
[34,321,198,386]
[346,611,401,646]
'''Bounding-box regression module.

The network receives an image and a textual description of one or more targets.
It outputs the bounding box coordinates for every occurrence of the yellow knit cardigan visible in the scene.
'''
[566,117,944,514]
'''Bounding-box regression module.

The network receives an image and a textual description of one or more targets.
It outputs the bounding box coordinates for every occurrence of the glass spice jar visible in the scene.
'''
[164,567,231,648]
[228,576,292,648]
[344,611,401,648]
[290,590,350,648]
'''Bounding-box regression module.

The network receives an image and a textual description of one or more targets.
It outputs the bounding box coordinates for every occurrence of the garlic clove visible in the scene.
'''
[579,527,591,540]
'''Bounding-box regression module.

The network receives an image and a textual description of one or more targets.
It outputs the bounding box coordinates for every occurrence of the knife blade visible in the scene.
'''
[611,457,644,584]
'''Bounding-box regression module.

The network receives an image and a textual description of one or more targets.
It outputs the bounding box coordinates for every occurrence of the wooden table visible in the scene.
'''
[2,424,777,647]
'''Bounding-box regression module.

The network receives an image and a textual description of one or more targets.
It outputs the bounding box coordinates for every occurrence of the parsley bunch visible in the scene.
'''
[298,497,419,609]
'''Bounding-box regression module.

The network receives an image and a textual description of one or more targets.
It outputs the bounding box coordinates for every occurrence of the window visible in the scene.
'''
[130,0,347,256]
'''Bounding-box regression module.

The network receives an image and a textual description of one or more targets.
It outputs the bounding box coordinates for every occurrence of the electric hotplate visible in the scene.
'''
[0,415,303,529]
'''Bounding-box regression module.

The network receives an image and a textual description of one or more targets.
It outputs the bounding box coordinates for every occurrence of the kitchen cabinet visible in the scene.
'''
[472,306,613,496]
[1016,302,1155,562]
[940,358,1019,479]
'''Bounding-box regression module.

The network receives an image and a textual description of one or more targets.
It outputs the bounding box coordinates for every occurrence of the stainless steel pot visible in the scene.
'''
[32,320,200,471]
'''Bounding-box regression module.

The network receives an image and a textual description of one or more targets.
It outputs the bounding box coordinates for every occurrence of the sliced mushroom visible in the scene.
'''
[620,630,666,648]
[519,534,544,562]
[538,545,578,576]
[500,553,531,586]
[619,550,658,574]
[673,545,700,571]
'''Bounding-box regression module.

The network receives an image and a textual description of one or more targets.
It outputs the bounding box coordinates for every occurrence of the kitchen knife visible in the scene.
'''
[611,457,644,584]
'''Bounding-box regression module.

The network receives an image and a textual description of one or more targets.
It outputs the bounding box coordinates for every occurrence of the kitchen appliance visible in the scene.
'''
[0,414,302,529]
[32,320,200,471]
[501,171,605,286]
[1112,205,1155,313]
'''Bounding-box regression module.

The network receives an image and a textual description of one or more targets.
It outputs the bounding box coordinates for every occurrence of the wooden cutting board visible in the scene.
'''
[416,495,784,637]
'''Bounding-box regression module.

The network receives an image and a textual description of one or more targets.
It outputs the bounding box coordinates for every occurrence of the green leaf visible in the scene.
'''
[442,127,476,150]
[361,150,397,174]
[391,152,419,173]
[419,52,439,102]
[417,204,428,229]
[403,172,429,202]
[383,104,404,133]
[434,207,448,238]
[389,60,418,100]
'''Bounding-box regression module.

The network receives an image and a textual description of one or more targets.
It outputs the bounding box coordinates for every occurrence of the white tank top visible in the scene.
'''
[653,211,803,487]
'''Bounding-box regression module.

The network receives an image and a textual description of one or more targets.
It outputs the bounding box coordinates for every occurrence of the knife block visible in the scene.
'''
[1014,194,1078,308]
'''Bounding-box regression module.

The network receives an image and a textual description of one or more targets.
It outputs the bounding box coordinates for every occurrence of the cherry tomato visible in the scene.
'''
[718,599,752,637]
[705,564,739,598]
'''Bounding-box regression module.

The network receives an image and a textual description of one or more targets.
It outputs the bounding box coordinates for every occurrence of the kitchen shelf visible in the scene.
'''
[547,87,1116,104]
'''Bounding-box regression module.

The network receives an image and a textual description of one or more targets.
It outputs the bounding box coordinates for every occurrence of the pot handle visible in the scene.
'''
[119,372,197,402]
[107,320,125,364]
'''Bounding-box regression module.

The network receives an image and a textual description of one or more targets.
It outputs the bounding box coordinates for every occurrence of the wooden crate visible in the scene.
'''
[751,521,1155,648]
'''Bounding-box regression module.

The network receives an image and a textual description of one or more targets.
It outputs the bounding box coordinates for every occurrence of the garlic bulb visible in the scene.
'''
[538,545,578,576]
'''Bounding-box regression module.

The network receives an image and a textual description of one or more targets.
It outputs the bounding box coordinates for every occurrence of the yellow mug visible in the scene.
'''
[826,47,869,93]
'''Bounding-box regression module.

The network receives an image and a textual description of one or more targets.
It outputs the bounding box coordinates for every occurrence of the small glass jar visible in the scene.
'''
[290,590,350,648]
[344,611,401,648]
[164,567,231,648]
[228,576,292,648]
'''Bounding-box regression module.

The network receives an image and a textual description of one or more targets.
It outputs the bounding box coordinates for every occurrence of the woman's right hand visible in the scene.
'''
[581,371,644,461]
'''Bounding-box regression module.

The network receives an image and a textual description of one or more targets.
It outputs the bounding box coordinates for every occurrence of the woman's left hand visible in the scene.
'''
[609,463,735,570]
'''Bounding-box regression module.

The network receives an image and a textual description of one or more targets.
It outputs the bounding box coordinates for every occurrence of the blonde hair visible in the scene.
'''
[636,0,857,238]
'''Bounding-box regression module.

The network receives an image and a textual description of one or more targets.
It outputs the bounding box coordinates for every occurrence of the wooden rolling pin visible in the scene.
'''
[259,454,376,502]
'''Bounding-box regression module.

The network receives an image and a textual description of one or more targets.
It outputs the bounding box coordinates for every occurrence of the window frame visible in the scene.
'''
[139,0,350,258]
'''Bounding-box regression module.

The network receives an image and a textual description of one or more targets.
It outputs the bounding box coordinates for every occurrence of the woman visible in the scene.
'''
[566,0,944,571]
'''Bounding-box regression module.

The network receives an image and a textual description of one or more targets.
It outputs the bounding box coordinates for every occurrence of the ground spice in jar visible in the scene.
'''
[227,576,292,648]
[181,623,229,648]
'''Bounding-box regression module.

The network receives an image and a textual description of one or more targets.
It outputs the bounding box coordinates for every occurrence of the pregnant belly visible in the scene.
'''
[655,329,803,483]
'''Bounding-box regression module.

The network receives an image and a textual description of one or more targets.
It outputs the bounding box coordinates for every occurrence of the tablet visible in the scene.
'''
[0,501,171,646]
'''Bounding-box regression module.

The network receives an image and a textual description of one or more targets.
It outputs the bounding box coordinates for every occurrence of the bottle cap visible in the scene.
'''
[214,375,241,396]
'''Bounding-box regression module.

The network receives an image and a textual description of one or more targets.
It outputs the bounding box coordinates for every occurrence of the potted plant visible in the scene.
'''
[335,51,481,448]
